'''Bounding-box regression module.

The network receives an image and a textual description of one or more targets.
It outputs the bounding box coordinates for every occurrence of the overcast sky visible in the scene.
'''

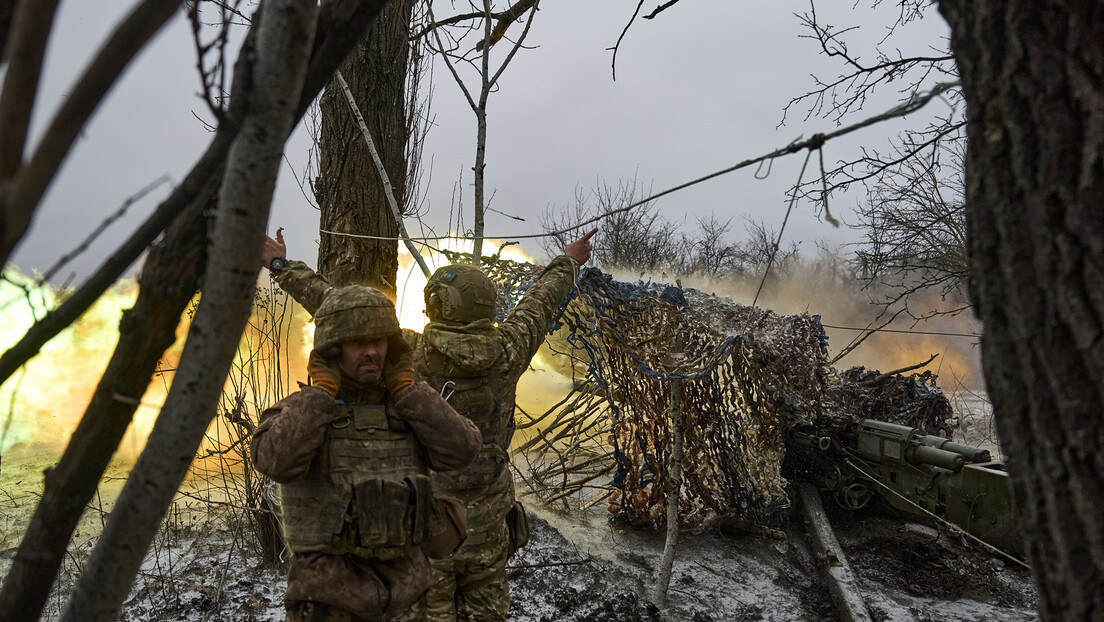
[8,1,953,283]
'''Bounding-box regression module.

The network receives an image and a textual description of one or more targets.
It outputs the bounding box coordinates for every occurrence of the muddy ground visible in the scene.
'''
[1,443,1037,622]
[509,501,1036,622]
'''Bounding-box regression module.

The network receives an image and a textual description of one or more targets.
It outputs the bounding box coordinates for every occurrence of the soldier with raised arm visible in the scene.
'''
[262,228,596,621]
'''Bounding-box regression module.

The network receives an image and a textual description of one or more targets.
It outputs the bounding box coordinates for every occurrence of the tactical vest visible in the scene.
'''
[279,402,433,560]
[421,345,515,490]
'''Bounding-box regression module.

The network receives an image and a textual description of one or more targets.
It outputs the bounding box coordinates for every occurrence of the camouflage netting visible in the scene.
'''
[826,367,955,438]
[447,250,834,531]
[561,270,831,530]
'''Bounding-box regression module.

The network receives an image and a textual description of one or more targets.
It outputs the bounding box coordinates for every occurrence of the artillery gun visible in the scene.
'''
[785,418,1022,555]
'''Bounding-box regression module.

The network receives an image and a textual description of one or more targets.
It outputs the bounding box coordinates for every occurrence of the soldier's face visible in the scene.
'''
[339,337,388,386]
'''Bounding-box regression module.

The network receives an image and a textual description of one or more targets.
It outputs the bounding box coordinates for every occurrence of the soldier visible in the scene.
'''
[261,228,595,621]
[250,284,482,622]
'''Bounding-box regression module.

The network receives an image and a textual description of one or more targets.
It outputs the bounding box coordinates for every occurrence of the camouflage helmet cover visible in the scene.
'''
[424,264,497,323]
[313,285,400,346]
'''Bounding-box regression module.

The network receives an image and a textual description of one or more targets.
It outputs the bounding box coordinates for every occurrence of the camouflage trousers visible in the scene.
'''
[424,520,511,622]
[285,598,426,622]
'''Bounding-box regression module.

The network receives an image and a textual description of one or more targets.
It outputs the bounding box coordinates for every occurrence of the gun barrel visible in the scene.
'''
[919,435,992,463]
[907,444,965,472]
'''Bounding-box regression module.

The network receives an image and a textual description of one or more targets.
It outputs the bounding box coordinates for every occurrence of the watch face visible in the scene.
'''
[271,257,288,272]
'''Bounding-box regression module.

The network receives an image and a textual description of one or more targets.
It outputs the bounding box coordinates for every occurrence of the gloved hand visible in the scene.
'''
[383,334,414,396]
[307,347,341,397]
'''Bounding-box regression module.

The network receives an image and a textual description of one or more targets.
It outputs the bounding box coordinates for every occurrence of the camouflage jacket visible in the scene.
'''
[250,375,480,617]
[251,378,480,482]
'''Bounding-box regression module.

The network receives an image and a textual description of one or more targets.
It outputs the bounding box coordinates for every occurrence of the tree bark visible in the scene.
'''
[0,0,59,179]
[471,0,492,260]
[60,0,321,618]
[316,0,413,295]
[0,0,17,62]
[939,1,1104,619]
[651,380,683,606]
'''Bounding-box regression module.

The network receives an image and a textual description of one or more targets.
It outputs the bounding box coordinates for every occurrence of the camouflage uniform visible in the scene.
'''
[251,286,481,622]
[273,257,580,621]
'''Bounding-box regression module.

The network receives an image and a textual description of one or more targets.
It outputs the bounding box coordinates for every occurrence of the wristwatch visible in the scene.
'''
[269,256,288,273]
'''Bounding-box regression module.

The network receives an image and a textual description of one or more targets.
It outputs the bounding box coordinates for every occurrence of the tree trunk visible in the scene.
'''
[60,2,320,618]
[939,2,1104,619]
[651,380,683,606]
[316,0,412,295]
[471,0,492,261]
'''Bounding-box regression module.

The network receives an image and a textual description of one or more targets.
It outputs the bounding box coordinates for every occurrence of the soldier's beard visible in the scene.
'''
[351,364,383,386]
[357,370,383,386]
[340,357,384,387]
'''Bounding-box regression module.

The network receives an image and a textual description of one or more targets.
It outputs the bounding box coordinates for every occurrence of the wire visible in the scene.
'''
[319,81,961,245]
[819,323,980,338]
[753,148,811,307]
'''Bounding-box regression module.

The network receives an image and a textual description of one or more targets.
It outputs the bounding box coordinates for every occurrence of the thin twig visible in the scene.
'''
[857,353,938,385]
[39,175,171,284]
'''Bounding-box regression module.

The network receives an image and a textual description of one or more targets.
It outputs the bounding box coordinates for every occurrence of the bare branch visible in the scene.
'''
[476,0,538,51]
[188,0,246,121]
[487,0,539,89]
[610,0,645,81]
[643,0,682,20]
[0,0,60,179]
[828,307,908,365]
[39,175,172,284]
[0,0,181,270]
[858,353,938,384]
[780,1,956,127]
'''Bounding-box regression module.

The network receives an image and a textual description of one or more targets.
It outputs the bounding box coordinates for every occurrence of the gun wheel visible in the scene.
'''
[836,483,873,510]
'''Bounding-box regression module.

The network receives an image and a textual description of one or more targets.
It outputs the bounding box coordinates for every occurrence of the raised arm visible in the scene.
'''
[496,228,596,374]
[260,227,332,315]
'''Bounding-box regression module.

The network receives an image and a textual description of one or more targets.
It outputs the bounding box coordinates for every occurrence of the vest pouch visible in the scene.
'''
[425,495,467,559]
[408,475,432,546]
[506,500,530,558]
[352,477,417,554]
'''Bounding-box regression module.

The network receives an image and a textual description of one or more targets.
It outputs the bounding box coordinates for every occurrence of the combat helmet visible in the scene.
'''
[424,264,497,324]
[314,285,400,345]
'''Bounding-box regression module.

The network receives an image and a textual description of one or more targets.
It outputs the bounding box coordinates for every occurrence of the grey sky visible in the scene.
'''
[8,1,953,282]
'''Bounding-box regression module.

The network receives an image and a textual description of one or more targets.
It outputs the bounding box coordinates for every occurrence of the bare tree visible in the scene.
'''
[940,1,1104,618]
[740,217,801,279]
[59,3,321,617]
[851,137,969,320]
[540,179,681,275]
[677,214,745,279]
[540,181,802,282]
[781,1,966,318]
[422,0,541,259]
